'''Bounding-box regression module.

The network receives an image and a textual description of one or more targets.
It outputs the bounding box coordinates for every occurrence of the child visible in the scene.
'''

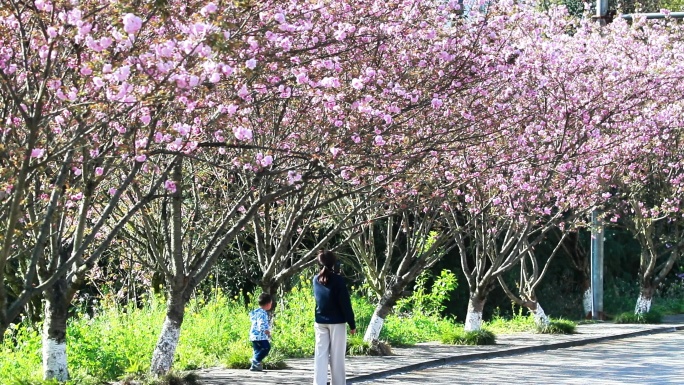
[249,293,272,371]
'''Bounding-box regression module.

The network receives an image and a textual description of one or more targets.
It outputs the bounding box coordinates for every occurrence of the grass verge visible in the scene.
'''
[614,311,663,324]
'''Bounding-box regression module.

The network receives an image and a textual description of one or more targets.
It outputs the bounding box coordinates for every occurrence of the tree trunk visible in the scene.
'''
[42,278,69,382]
[364,311,385,342]
[363,283,404,342]
[150,291,188,375]
[259,280,280,313]
[529,302,550,328]
[464,294,486,332]
[634,285,654,315]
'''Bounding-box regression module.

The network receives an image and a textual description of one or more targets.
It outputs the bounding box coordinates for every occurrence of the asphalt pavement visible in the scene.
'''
[354,331,684,384]
[195,315,684,385]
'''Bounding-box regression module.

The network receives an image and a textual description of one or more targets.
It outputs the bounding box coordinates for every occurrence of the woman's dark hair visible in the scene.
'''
[317,249,337,285]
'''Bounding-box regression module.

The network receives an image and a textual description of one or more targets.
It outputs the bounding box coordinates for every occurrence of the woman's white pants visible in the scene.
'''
[313,323,347,385]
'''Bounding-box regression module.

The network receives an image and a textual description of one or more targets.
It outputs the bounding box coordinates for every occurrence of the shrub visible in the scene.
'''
[346,335,372,356]
[395,269,458,316]
[537,319,577,334]
[614,311,663,324]
[440,328,496,345]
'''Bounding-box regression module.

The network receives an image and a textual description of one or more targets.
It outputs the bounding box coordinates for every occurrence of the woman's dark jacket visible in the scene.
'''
[312,273,356,329]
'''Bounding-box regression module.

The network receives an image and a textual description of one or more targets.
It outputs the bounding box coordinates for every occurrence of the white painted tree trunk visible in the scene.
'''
[363,312,385,342]
[42,300,68,382]
[582,288,592,317]
[42,337,68,381]
[464,295,485,332]
[532,303,550,328]
[150,317,182,375]
[634,292,652,315]
[464,310,483,331]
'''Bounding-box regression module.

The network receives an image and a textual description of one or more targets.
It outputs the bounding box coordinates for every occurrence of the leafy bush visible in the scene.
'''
[0,321,43,384]
[537,319,577,334]
[396,269,458,316]
[653,278,684,315]
[614,311,663,324]
[440,327,496,345]
[603,291,638,320]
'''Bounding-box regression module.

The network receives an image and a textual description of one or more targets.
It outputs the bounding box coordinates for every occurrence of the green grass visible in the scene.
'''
[346,335,372,356]
[440,327,496,345]
[222,342,287,370]
[0,282,460,384]
[484,309,537,334]
[614,310,663,324]
[537,319,577,334]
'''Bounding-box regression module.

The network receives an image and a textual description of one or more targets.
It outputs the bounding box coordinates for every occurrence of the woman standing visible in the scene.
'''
[313,250,356,385]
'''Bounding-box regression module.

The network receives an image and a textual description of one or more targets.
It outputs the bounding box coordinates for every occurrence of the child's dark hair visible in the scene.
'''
[258,293,272,306]
[317,249,337,285]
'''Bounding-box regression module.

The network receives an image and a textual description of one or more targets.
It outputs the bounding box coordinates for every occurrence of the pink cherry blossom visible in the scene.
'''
[164,180,177,194]
[122,13,143,34]
[260,155,273,167]
[227,104,239,114]
[201,3,218,15]
[238,84,250,100]
[287,171,302,185]
[431,98,443,109]
[351,78,364,90]
[30,148,45,158]
[274,13,286,23]
[233,126,253,141]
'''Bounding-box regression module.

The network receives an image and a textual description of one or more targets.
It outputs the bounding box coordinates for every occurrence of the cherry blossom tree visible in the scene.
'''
[129,157,295,375]
[592,16,684,315]
[336,194,457,342]
[615,167,684,315]
[0,0,248,379]
[496,231,570,327]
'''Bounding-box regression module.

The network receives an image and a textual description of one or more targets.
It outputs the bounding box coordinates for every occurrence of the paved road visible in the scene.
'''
[355,331,684,385]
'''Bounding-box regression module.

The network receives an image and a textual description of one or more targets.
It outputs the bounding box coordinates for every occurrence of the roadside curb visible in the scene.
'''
[347,324,684,384]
